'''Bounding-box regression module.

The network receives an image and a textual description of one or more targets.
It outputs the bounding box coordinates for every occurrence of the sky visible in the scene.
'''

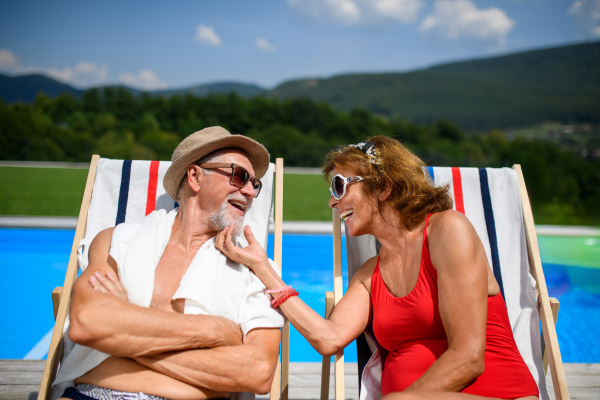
[0,0,598,90]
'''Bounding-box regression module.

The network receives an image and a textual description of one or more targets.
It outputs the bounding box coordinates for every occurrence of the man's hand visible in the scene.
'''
[215,225,270,273]
[89,270,127,301]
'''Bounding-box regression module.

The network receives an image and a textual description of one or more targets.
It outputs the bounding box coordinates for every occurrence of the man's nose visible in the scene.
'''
[239,180,256,198]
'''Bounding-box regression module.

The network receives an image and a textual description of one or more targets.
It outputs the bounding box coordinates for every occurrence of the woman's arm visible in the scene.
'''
[215,225,372,356]
[407,211,491,392]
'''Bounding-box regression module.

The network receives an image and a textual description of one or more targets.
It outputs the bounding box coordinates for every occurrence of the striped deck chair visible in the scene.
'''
[320,165,569,400]
[38,155,292,400]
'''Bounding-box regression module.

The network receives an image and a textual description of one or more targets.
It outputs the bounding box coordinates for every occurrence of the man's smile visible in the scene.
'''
[229,199,247,214]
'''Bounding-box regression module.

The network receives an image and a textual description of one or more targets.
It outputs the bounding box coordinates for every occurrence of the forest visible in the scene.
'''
[1,87,598,225]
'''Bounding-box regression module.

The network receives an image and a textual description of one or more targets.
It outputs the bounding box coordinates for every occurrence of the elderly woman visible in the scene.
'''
[216,136,539,400]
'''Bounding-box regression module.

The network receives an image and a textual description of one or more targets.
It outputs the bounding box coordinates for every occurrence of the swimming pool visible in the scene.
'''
[0,228,599,362]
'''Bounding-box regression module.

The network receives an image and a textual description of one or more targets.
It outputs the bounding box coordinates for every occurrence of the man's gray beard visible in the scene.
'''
[209,194,247,236]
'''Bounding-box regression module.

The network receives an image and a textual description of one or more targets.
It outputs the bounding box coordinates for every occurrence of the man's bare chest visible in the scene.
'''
[149,246,195,312]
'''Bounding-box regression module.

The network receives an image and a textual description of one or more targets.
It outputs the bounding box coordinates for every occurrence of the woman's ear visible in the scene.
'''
[378,178,393,202]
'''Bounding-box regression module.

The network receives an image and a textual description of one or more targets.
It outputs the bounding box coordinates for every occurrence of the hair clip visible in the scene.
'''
[347,141,382,165]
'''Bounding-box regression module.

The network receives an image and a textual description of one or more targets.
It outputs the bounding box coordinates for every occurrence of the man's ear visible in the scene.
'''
[377,178,393,202]
[187,164,203,193]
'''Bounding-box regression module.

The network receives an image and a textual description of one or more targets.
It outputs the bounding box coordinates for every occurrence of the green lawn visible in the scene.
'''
[282,174,331,221]
[0,167,332,220]
[0,167,89,216]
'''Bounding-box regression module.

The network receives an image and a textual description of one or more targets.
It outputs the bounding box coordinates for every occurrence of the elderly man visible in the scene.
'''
[53,127,284,400]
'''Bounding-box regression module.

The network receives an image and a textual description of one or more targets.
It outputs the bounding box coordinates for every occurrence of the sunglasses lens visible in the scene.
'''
[332,176,345,199]
[252,179,262,197]
[232,167,250,187]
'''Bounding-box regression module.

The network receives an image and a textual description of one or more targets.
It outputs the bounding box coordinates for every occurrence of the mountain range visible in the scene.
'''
[1,41,598,130]
[0,75,266,104]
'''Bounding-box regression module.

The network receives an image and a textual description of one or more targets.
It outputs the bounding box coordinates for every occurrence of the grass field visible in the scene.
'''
[0,167,332,221]
[0,167,89,216]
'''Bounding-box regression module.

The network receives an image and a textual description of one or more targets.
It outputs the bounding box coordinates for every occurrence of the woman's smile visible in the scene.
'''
[340,209,354,221]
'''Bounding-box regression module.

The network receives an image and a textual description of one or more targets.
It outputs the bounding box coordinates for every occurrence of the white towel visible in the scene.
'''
[54,208,284,393]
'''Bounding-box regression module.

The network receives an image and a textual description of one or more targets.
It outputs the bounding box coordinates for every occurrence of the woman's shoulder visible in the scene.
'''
[351,255,379,290]
[428,210,483,266]
[428,209,476,240]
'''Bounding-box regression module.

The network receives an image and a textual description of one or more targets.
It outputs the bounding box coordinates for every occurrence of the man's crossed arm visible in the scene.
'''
[69,228,281,394]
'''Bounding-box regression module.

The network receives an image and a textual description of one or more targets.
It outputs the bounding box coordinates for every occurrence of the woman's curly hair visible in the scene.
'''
[322,136,452,229]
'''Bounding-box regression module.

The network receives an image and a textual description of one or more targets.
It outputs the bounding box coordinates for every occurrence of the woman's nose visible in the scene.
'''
[328,195,338,209]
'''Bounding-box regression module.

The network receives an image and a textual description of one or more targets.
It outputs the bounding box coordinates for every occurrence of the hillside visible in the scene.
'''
[268,42,600,130]
[0,74,83,103]
[2,41,599,131]
[0,74,265,104]
[155,82,266,98]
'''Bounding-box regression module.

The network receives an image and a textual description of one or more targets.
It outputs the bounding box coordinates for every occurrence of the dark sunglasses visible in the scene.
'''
[199,162,262,197]
[329,174,365,200]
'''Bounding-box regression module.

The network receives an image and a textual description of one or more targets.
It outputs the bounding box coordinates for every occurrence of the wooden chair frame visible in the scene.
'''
[38,156,290,400]
[319,164,570,400]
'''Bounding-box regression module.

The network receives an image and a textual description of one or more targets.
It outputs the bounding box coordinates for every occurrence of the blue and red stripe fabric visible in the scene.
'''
[85,159,176,243]
[82,157,275,270]
[114,159,175,225]
[478,168,505,299]
[427,166,505,299]
[115,160,132,225]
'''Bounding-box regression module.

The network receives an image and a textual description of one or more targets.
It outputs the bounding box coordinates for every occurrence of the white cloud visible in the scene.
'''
[0,48,19,70]
[119,69,167,90]
[286,0,425,26]
[0,48,168,90]
[372,0,426,23]
[47,62,108,87]
[568,0,600,37]
[256,37,276,52]
[419,0,515,48]
[194,24,222,47]
[0,50,109,86]
[0,48,38,75]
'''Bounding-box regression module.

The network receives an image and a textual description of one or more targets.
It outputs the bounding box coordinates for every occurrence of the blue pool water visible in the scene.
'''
[0,228,599,362]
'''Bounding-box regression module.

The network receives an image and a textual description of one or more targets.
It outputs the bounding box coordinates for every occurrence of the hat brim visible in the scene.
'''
[164,135,270,201]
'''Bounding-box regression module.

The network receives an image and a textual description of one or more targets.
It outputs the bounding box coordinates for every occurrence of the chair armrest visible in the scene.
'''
[543,297,560,373]
[52,287,63,321]
[320,292,335,400]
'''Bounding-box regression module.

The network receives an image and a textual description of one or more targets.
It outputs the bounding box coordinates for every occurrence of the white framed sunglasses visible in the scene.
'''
[329,174,365,200]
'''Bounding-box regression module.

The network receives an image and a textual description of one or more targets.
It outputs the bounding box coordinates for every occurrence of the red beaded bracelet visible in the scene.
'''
[266,285,292,294]
[273,289,299,308]
[271,287,296,305]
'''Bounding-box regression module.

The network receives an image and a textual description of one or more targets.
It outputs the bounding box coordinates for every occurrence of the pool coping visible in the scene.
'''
[0,216,344,234]
[1,215,599,236]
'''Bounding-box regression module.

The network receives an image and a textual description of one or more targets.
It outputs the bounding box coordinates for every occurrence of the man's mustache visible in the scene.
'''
[225,192,251,212]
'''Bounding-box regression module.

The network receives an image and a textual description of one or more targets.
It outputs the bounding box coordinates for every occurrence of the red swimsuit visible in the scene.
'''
[371,214,539,398]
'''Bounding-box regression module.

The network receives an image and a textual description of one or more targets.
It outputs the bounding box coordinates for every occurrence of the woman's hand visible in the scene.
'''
[215,225,270,273]
[89,270,128,301]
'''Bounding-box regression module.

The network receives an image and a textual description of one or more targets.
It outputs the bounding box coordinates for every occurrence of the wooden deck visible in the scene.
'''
[1,360,598,400]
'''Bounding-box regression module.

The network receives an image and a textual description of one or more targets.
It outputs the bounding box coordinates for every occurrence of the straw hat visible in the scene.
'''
[163,126,270,200]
